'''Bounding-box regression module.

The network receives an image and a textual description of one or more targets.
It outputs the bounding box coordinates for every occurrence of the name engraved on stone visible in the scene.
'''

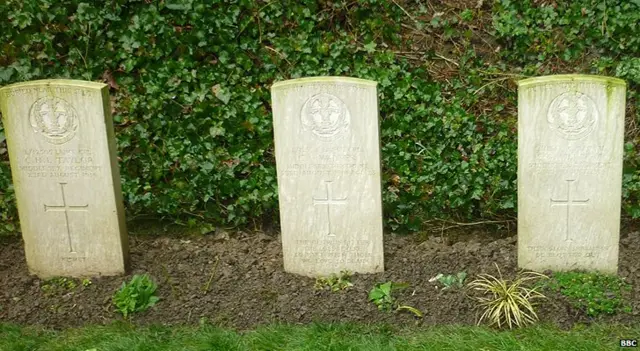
[284,163,370,176]
[44,182,89,253]
[293,239,373,265]
[527,245,611,251]
[279,84,370,95]
[293,146,362,162]
[284,146,370,176]
[529,162,610,176]
[527,244,610,261]
[534,251,598,259]
[313,180,347,236]
[18,148,100,178]
[534,145,607,163]
[300,93,350,140]
[550,179,589,242]
[1,86,89,98]
[547,92,598,140]
[29,97,79,144]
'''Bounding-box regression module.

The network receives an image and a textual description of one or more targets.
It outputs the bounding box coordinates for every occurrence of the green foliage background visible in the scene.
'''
[0,0,639,233]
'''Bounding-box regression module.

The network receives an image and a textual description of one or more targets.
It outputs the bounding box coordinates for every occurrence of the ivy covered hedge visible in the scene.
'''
[0,0,638,233]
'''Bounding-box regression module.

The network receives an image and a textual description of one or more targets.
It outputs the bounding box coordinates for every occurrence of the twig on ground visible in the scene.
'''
[424,218,516,232]
[473,76,511,95]
[400,23,434,36]
[391,0,418,24]
[474,69,528,78]
[183,211,205,219]
[264,46,292,66]
[434,53,459,67]
[161,264,179,299]
[202,256,220,295]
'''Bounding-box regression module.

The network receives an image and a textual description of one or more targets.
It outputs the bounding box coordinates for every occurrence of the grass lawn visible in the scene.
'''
[1,322,638,351]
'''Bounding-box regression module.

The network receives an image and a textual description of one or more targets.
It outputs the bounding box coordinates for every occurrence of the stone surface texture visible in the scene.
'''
[517,74,626,274]
[271,77,384,277]
[0,79,129,278]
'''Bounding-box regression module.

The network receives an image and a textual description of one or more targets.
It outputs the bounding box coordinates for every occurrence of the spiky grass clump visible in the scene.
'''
[468,264,547,329]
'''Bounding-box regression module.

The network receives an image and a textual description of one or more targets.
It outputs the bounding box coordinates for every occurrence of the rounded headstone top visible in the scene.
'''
[0,79,107,93]
[517,74,626,88]
[271,76,377,90]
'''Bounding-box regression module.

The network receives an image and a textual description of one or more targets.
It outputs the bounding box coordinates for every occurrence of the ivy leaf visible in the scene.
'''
[0,67,14,82]
[363,42,377,53]
[211,84,231,104]
[165,0,193,11]
[501,199,515,209]
[209,126,225,138]
[201,162,214,171]
[10,12,33,29]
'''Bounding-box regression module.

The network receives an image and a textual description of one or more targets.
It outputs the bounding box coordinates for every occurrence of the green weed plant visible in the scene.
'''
[542,271,632,317]
[41,277,78,297]
[432,272,467,290]
[369,282,422,317]
[314,271,354,292]
[112,274,160,318]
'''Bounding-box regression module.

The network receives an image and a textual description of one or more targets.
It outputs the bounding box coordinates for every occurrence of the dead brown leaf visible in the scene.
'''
[102,70,119,90]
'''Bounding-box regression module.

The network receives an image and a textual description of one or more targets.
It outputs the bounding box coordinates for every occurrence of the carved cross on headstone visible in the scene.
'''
[313,180,347,236]
[44,182,89,253]
[550,179,589,242]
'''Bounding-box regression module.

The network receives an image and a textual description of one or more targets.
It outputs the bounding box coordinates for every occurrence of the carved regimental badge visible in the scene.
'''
[29,97,79,144]
[300,93,350,140]
[547,92,598,140]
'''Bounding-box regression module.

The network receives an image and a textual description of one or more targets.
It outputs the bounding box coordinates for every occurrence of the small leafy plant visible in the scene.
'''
[314,271,354,292]
[468,264,547,329]
[541,271,632,317]
[369,282,397,311]
[369,282,423,318]
[41,277,78,296]
[431,272,467,290]
[112,274,160,318]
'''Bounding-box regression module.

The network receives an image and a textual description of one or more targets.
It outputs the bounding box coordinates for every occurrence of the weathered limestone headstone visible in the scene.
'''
[271,77,384,277]
[518,74,626,274]
[0,80,129,278]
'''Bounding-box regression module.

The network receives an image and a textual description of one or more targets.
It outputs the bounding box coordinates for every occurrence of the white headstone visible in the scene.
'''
[0,79,129,278]
[517,74,626,274]
[271,77,384,277]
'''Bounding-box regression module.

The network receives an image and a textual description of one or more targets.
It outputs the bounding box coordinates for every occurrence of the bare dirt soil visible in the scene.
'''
[1,223,639,331]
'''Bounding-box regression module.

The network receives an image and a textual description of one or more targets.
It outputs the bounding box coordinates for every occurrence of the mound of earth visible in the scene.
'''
[1,224,639,330]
